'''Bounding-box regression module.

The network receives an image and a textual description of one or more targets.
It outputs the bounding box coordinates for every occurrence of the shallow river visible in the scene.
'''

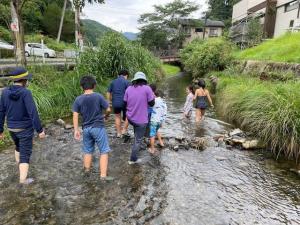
[0,74,299,225]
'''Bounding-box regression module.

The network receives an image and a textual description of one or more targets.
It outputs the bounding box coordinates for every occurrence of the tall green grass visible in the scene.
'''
[162,64,181,77]
[216,74,300,160]
[29,66,109,121]
[77,32,164,83]
[234,32,300,63]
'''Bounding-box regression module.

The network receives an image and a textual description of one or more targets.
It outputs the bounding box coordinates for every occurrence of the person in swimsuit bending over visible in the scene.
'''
[194,79,213,123]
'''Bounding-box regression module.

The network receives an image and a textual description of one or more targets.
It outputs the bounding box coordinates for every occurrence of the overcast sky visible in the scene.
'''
[83,0,208,33]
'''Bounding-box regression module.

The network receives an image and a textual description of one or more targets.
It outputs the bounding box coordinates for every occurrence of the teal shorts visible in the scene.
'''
[149,122,161,138]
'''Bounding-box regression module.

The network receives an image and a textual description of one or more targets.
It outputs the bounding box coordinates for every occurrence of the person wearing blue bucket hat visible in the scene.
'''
[0,67,45,184]
[124,72,155,164]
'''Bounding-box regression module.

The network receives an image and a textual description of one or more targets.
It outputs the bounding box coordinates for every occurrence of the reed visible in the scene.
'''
[216,74,300,160]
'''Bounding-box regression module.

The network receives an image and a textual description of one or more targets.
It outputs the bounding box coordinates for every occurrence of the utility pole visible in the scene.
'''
[203,12,207,39]
[57,0,67,43]
[297,0,300,19]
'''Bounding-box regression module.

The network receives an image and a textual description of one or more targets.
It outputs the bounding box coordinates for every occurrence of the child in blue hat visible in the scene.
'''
[0,67,45,184]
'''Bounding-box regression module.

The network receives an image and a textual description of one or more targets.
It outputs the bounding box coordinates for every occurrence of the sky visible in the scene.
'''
[83,0,208,33]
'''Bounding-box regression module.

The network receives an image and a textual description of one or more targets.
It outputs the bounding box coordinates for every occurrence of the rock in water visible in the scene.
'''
[64,124,74,130]
[189,137,208,151]
[242,140,260,149]
[229,129,244,137]
[56,119,66,127]
[290,168,300,176]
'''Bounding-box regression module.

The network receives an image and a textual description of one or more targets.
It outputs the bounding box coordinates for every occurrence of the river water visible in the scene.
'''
[0,74,299,225]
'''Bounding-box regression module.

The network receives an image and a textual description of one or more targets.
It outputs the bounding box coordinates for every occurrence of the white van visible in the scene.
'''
[25,43,56,58]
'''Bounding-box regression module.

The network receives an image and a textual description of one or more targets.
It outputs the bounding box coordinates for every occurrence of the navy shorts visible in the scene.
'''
[9,128,34,164]
[83,127,110,155]
[113,106,127,121]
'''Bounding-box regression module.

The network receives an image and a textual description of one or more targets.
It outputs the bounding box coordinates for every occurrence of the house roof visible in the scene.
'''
[179,18,225,27]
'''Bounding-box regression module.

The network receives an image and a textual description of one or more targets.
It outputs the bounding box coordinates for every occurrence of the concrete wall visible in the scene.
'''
[274,5,298,37]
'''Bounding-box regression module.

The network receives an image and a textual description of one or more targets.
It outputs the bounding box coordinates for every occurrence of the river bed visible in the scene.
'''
[0,74,299,225]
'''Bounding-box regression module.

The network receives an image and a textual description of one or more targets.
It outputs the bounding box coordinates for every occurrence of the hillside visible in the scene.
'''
[123,32,138,41]
[82,19,114,46]
[235,33,300,63]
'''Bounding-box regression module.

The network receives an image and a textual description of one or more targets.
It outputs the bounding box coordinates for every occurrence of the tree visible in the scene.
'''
[138,0,199,50]
[10,0,27,66]
[42,2,74,41]
[247,17,263,47]
[72,0,105,46]
[206,0,239,28]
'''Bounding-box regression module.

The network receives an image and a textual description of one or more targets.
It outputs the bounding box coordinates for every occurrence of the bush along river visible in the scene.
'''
[0,73,300,225]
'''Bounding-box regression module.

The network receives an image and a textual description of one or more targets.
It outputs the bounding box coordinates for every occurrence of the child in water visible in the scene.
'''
[194,79,213,123]
[73,75,113,180]
[0,67,45,184]
[183,85,194,118]
[149,88,167,154]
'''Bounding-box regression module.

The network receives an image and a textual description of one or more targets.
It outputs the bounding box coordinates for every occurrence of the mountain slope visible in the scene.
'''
[123,32,138,41]
[82,19,115,45]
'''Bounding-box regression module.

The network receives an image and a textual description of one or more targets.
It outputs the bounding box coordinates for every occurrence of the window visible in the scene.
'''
[290,20,294,27]
[33,44,41,49]
[195,28,203,33]
[285,1,298,12]
[209,28,218,37]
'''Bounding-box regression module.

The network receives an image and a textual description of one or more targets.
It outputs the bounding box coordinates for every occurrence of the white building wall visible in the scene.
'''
[248,0,266,9]
[274,5,298,37]
[232,0,249,22]
[277,0,295,6]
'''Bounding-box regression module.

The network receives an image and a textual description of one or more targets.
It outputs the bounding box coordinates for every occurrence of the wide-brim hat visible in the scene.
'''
[132,72,147,82]
[8,67,32,81]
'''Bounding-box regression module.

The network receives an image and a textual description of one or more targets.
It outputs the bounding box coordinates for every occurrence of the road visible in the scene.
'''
[0,58,76,71]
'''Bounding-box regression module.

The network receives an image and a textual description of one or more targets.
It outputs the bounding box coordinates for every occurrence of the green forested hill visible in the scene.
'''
[82,19,115,46]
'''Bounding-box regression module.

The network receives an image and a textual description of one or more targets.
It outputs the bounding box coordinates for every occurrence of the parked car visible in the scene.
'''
[0,40,14,50]
[25,43,56,58]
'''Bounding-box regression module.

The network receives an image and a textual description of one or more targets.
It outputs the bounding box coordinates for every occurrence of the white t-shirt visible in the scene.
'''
[150,97,167,124]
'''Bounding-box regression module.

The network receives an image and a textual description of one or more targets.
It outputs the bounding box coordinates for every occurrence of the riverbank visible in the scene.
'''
[234,33,300,63]
[210,69,300,161]
[162,64,181,78]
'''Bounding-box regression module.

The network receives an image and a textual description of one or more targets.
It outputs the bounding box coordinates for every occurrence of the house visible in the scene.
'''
[179,19,225,46]
[274,0,300,36]
[231,0,300,44]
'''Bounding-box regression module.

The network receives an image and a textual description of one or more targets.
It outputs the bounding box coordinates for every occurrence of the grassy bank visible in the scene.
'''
[214,72,300,160]
[234,33,300,63]
[162,64,181,77]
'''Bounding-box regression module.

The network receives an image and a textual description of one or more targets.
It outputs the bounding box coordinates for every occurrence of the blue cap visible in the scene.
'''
[8,67,32,81]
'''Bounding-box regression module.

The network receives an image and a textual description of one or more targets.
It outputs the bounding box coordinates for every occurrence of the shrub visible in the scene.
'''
[77,32,163,83]
[180,38,233,78]
[216,74,300,160]
[0,26,12,43]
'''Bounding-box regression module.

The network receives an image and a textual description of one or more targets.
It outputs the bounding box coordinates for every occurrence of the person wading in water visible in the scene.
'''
[124,72,155,164]
[0,67,45,184]
[107,70,130,138]
[194,79,213,123]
